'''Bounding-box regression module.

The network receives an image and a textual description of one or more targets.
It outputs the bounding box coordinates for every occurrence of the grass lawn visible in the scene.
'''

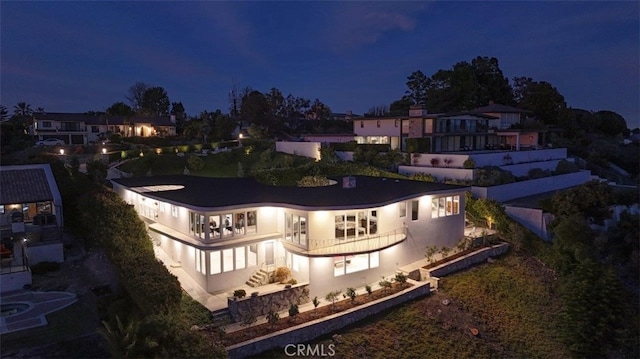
[117,148,314,177]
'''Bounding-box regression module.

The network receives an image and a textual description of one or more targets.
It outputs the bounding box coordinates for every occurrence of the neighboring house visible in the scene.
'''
[330,110,361,121]
[354,104,539,153]
[32,112,177,145]
[112,175,467,298]
[0,164,64,293]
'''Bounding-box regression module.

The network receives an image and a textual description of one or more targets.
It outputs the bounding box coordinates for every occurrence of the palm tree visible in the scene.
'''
[13,102,33,117]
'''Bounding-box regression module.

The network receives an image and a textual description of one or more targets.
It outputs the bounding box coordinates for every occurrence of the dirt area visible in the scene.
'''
[216,283,413,347]
[1,233,118,358]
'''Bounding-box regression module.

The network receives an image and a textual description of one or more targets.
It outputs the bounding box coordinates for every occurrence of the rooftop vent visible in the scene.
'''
[342,176,356,189]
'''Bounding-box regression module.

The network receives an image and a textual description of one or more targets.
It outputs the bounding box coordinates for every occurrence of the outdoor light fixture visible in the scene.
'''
[239,133,243,139]
[102,148,107,154]
[59,149,65,155]
[23,238,27,242]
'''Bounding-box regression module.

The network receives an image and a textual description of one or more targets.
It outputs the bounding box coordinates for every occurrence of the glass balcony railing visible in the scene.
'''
[304,227,407,256]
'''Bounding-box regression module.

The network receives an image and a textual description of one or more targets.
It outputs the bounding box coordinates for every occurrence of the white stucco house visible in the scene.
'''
[111,175,467,298]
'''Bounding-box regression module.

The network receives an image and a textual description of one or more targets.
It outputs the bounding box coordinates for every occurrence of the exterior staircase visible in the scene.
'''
[246,268,270,287]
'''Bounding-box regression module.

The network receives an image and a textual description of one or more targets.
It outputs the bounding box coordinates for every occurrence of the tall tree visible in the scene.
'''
[106,102,134,117]
[404,70,428,105]
[512,77,566,125]
[13,101,33,117]
[170,102,187,134]
[307,99,332,121]
[0,105,8,121]
[593,110,628,137]
[126,82,149,110]
[389,98,413,116]
[265,87,286,123]
[470,56,513,105]
[240,90,269,127]
[140,87,170,117]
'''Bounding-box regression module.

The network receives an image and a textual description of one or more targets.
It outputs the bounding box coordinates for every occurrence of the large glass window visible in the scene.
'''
[235,247,246,269]
[235,213,245,235]
[334,252,380,277]
[210,251,221,274]
[209,215,220,238]
[222,249,233,272]
[248,244,257,266]
[189,212,206,239]
[285,212,307,246]
[195,249,206,275]
[399,202,406,218]
[411,200,419,220]
[222,213,233,238]
[246,210,257,234]
[431,195,461,218]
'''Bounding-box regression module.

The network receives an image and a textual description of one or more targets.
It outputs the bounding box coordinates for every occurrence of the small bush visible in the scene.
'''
[287,278,297,285]
[346,287,357,303]
[288,303,299,322]
[233,289,246,298]
[463,158,476,169]
[274,267,291,283]
[365,285,372,296]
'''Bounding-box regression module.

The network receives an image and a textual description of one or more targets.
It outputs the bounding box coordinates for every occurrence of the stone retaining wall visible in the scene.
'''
[426,243,509,278]
[226,281,431,359]
[227,283,310,323]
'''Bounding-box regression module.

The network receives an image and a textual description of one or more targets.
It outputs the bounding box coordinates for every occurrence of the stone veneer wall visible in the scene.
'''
[422,243,510,279]
[226,281,431,359]
[227,283,310,323]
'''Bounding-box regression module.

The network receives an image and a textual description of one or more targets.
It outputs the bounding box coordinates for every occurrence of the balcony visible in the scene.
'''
[289,227,407,256]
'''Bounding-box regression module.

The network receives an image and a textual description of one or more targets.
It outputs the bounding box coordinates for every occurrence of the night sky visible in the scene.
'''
[2,1,638,128]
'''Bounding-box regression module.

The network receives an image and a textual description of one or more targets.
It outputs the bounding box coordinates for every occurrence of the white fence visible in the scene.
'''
[275,141,321,160]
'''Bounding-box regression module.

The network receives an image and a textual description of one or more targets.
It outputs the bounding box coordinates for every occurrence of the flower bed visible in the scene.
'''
[210,282,413,347]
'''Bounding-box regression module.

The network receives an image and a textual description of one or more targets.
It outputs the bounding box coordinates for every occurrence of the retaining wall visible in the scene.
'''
[226,281,431,359]
[227,283,310,323]
[275,141,321,160]
[425,243,509,278]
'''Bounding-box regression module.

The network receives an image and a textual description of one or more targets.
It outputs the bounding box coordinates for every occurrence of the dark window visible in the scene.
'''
[42,121,52,128]
[411,200,419,220]
[91,126,99,133]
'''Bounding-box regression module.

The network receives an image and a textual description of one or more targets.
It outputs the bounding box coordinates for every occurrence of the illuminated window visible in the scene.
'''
[399,202,406,218]
[171,205,178,218]
[334,252,380,277]
[235,247,246,269]
[222,249,233,272]
[431,195,460,218]
[210,251,221,274]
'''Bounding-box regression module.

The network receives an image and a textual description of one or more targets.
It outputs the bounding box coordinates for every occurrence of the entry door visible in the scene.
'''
[265,242,274,266]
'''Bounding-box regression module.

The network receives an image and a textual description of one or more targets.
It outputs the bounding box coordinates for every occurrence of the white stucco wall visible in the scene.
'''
[398,165,474,181]
[504,206,552,241]
[275,141,321,160]
[470,148,567,167]
[354,119,401,137]
[27,242,64,264]
[472,170,592,202]
[302,135,354,143]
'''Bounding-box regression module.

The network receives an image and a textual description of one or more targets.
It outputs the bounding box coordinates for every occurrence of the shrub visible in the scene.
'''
[297,175,331,187]
[187,155,205,172]
[274,267,291,283]
[410,172,436,182]
[379,277,392,294]
[554,159,579,175]
[266,308,280,328]
[365,285,372,296]
[430,158,440,167]
[463,158,476,169]
[325,290,341,311]
[346,287,357,303]
[287,278,297,285]
[233,289,246,298]
[395,272,408,288]
[288,303,299,322]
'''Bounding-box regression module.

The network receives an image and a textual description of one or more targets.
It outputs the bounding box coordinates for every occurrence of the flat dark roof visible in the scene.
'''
[112,175,467,210]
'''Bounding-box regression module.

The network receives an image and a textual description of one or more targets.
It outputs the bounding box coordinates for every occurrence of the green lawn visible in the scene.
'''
[117,148,314,178]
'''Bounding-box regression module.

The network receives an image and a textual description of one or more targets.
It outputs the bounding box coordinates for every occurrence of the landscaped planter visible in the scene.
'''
[222,281,431,359]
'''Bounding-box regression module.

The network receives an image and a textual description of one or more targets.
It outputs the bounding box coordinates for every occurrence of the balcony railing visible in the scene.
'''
[305,227,407,256]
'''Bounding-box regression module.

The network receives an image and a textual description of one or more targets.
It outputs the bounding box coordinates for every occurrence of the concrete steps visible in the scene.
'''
[245,269,270,288]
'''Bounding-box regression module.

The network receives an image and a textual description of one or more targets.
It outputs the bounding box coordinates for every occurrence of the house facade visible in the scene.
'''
[1,164,65,292]
[354,104,539,153]
[112,175,467,297]
[32,112,177,145]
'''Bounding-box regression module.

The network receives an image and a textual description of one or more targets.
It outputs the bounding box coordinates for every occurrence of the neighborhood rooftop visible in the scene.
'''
[112,175,466,209]
[0,165,55,204]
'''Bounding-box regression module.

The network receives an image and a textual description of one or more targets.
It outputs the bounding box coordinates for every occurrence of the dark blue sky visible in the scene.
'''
[2,1,638,128]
